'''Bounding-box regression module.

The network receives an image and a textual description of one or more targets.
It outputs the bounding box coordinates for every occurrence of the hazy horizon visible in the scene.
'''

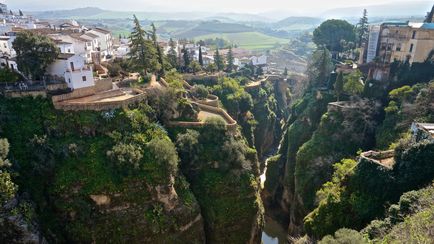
[5,0,433,16]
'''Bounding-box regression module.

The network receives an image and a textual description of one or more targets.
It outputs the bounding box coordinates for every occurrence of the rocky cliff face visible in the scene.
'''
[0,96,265,243]
[263,93,382,235]
[174,122,264,243]
[0,97,207,243]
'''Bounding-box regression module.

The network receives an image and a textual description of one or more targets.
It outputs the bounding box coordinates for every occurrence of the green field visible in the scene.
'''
[194,32,290,50]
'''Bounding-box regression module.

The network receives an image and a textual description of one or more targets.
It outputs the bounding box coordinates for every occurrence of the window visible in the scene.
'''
[412,31,416,39]
[396,44,402,51]
[68,49,71,53]
[409,44,414,53]
[3,43,6,48]
[70,62,75,71]
[68,78,71,83]
[82,76,87,82]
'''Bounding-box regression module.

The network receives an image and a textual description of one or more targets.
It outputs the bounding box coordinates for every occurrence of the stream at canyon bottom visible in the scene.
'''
[260,157,288,244]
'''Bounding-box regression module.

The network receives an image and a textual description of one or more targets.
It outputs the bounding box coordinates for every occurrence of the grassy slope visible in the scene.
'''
[193,32,289,50]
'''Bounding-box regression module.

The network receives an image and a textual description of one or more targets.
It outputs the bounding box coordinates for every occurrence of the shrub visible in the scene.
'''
[192,84,209,99]
[319,228,367,244]
[147,138,179,176]
[107,143,143,170]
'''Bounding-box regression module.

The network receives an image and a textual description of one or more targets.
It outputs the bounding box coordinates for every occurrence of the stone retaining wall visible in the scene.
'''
[4,90,47,98]
[52,86,96,102]
[168,102,237,132]
[54,93,147,111]
[46,83,68,91]
[95,78,113,93]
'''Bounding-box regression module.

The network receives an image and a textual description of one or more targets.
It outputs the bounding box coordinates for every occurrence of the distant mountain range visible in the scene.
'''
[321,1,433,19]
[28,1,433,22]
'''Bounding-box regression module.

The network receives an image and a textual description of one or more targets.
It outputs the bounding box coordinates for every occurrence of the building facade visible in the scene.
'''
[46,54,95,90]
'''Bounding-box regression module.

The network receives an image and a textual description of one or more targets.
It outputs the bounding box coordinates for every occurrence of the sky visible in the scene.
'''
[4,0,418,13]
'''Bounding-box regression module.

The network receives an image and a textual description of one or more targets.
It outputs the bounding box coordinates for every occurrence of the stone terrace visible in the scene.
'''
[361,150,396,169]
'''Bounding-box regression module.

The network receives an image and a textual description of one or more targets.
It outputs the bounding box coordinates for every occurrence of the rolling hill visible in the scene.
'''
[192,32,289,50]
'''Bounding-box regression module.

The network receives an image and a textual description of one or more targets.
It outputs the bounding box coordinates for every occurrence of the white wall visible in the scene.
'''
[57,43,75,54]
[65,69,94,89]
[47,54,95,90]
[0,36,16,57]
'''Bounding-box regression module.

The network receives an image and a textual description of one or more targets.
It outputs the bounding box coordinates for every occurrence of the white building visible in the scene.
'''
[250,55,267,66]
[86,28,113,60]
[0,35,16,57]
[46,54,95,90]
[54,40,75,54]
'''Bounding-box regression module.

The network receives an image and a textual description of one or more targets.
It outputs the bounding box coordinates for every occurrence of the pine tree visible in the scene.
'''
[119,34,122,40]
[214,48,224,72]
[356,9,369,48]
[168,38,178,69]
[198,45,204,67]
[9,10,13,15]
[151,23,165,75]
[334,71,344,101]
[19,10,23,16]
[226,46,235,73]
[128,15,159,75]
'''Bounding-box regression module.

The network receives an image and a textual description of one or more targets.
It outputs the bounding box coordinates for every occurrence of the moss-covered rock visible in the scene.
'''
[0,97,206,243]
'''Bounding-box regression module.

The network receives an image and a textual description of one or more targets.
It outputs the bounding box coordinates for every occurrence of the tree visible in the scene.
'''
[214,48,225,71]
[189,60,202,74]
[19,10,23,16]
[306,47,334,88]
[9,10,12,15]
[206,63,218,73]
[192,84,209,99]
[167,38,178,69]
[119,34,122,40]
[128,15,160,75]
[313,19,356,53]
[319,229,366,244]
[343,70,364,96]
[334,72,344,101]
[0,139,10,168]
[198,45,204,67]
[283,67,288,77]
[151,23,165,76]
[356,9,369,48]
[13,31,59,80]
[256,66,264,76]
[226,46,235,73]
[147,138,179,177]
[182,46,191,72]
[0,138,16,205]
[0,69,19,84]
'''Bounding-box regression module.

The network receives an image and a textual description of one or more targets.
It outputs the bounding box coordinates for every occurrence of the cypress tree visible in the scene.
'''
[226,46,234,73]
[182,45,191,72]
[334,71,344,101]
[214,48,224,71]
[151,23,165,75]
[168,38,178,69]
[198,45,204,67]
